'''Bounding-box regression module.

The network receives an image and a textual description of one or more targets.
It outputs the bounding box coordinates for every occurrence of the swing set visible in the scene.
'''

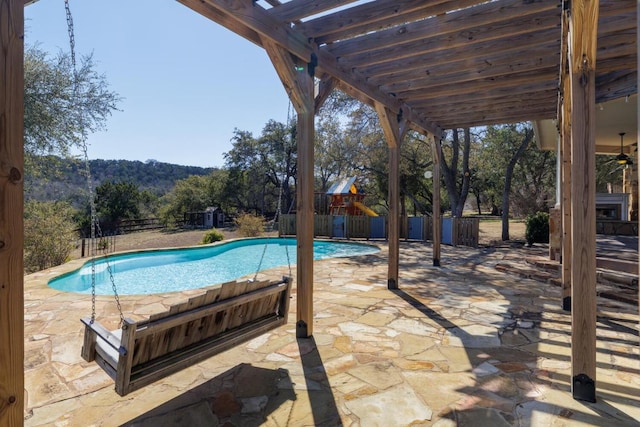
[58,0,293,396]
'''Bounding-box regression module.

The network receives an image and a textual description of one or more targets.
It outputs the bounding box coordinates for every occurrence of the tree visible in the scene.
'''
[23,45,120,268]
[439,128,473,217]
[158,169,229,226]
[510,143,556,216]
[158,175,211,225]
[24,45,120,174]
[315,113,351,192]
[224,120,296,217]
[95,181,142,229]
[317,93,435,216]
[24,201,78,273]
[482,124,535,240]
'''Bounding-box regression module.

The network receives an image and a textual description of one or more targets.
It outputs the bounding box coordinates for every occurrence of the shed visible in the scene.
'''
[184,206,224,229]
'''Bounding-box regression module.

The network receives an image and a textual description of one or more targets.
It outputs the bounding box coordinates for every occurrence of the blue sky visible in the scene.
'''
[24,1,291,168]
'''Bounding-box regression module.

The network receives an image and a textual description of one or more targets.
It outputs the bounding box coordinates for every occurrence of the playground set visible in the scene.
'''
[326,177,378,217]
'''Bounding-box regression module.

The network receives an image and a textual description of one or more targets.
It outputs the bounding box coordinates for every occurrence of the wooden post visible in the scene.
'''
[560,7,572,312]
[375,103,407,289]
[561,79,572,311]
[431,136,442,266]
[0,0,25,424]
[263,39,315,337]
[568,0,599,403]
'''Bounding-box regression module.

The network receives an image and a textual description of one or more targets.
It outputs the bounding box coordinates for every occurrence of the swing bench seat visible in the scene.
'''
[81,276,292,396]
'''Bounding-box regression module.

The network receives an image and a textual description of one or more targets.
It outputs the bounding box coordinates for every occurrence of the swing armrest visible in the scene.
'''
[81,317,126,368]
[81,317,123,351]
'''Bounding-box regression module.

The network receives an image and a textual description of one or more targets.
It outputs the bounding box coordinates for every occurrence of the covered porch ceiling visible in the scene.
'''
[177,0,637,139]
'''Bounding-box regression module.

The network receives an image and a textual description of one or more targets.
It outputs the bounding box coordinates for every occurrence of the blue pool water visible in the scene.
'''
[49,238,379,295]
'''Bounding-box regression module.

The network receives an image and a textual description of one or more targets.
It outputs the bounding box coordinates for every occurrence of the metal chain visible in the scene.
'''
[64,0,76,69]
[284,101,293,279]
[65,0,125,326]
[253,101,294,281]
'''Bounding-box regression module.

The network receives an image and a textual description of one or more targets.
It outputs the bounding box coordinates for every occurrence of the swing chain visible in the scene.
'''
[64,0,76,70]
[65,0,124,326]
[252,101,294,281]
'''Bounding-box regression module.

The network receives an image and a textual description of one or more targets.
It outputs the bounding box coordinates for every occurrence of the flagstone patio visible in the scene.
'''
[23,241,639,426]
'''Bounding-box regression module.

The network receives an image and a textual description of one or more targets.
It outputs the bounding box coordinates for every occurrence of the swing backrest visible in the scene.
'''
[81,277,292,396]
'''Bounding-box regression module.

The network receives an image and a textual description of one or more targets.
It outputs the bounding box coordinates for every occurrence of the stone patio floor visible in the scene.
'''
[23,241,640,426]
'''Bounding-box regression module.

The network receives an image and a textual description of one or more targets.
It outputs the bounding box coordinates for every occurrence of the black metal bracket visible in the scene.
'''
[433,258,441,267]
[562,296,571,312]
[387,278,397,290]
[308,53,318,78]
[296,320,308,338]
[573,373,596,402]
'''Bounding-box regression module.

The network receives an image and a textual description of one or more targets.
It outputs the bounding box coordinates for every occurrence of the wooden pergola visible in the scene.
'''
[1,0,637,423]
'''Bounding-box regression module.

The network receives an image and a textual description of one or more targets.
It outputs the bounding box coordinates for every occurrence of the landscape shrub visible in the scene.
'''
[235,213,266,237]
[201,228,224,244]
[525,211,549,246]
[24,200,78,273]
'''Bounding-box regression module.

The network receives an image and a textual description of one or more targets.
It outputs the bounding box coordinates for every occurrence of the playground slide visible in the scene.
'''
[353,201,378,217]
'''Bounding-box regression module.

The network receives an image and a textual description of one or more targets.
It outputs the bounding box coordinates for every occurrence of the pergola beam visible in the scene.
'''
[177,0,442,139]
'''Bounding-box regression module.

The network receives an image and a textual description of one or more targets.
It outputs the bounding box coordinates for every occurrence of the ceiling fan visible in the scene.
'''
[614,132,633,166]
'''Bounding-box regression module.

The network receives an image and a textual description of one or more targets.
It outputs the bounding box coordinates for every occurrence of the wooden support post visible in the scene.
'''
[296,108,315,337]
[0,0,25,424]
[375,103,407,289]
[561,80,572,311]
[388,144,400,288]
[638,0,640,327]
[263,39,315,337]
[568,0,599,403]
[431,136,442,266]
[560,7,572,312]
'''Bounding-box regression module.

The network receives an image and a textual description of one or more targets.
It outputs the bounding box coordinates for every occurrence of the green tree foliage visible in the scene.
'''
[525,211,550,246]
[224,120,296,217]
[24,46,120,175]
[23,45,120,268]
[25,156,215,207]
[481,124,537,240]
[315,98,361,192]
[158,169,229,226]
[95,181,142,225]
[24,201,78,273]
[201,228,225,244]
[316,93,436,216]
[510,142,556,216]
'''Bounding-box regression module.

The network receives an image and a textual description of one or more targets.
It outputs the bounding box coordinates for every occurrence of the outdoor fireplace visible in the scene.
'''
[595,193,629,221]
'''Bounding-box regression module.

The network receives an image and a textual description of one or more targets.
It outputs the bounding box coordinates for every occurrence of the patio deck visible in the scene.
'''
[23,242,639,426]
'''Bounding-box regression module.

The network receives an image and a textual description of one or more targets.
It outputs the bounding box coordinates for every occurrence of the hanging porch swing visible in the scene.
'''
[61,0,293,396]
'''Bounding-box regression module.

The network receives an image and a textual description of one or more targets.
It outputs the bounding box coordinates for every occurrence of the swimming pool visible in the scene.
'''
[49,238,379,295]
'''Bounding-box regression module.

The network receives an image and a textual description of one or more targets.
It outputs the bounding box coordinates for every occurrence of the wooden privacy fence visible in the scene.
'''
[450,217,479,247]
[279,215,478,247]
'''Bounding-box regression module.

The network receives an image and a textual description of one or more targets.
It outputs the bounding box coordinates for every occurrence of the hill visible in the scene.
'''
[25,156,215,206]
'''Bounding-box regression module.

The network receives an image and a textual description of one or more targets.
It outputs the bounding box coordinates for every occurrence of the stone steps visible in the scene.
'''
[495,257,638,306]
